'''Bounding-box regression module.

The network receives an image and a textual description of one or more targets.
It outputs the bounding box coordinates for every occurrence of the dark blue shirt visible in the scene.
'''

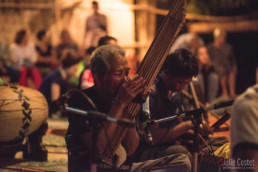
[143,75,183,128]
[39,69,76,108]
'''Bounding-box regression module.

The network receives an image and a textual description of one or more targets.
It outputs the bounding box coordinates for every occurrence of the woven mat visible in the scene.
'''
[1,118,69,172]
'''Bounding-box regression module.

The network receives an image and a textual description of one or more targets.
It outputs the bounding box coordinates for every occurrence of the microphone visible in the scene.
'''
[206,100,234,111]
[153,100,234,125]
[64,106,135,127]
[87,111,135,127]
[141,111,153,145]
[213,100,234,109]
[50,94,69,113]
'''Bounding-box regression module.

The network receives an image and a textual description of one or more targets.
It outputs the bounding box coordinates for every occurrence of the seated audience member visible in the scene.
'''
[56,29,80,60]
[0,77,3,85]
[82,46,96,70]
[0,40,21,83]
[141,49,213,160]
[78,36,118,89]
[98,35,117,46]
[39,53,80,117]
[98,35,141,75]
[65,45,191,172]
[169,32,204,55]
[77,46,96,89]
[231,84,258,170]
[70,46,96,86]
[195,45,219,103]
[36,30,59,77]
[10,29,42,90]
[0,40,8,76]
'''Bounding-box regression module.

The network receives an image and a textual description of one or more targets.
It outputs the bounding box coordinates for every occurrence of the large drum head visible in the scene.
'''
[0,85,48,142]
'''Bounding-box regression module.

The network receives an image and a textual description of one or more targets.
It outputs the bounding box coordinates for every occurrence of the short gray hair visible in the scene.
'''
[90,45,126,75]
[213,27,227,39]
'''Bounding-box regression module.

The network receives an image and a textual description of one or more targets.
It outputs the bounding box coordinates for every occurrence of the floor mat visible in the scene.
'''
[1,118,69,172]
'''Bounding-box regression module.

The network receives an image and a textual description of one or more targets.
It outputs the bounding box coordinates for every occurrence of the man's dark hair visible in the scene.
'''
[92,1,98,6]
[62,53,80,69]
[162,48,199,77]
[85,46,96,55]
[98,36,117,47]
[37,30,46,41]
[14,29,26,44]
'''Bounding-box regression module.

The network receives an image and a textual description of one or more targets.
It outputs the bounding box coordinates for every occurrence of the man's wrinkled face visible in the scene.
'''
[101,56,130,98]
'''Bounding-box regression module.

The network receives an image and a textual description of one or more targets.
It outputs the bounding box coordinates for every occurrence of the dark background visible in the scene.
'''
[154,0,258,94]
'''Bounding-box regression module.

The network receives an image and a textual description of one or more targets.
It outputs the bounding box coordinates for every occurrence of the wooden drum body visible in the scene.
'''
[0,84,48,142]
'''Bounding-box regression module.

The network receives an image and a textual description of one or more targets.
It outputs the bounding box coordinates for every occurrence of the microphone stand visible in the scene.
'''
[145,100,234,172]
[189,108,203,172]
[63,105,134,172]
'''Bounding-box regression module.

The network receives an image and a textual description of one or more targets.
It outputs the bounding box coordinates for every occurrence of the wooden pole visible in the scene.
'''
[53,0,62,45]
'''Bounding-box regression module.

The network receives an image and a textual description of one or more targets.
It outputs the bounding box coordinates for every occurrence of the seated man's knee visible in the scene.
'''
[209,72,219,82]
[166,145,192,164]
[166,153,191,172]
[165,145,189,155]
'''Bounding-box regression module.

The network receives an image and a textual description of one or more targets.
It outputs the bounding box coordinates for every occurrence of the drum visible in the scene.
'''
[0,84,48,142]
[199,144,231,172]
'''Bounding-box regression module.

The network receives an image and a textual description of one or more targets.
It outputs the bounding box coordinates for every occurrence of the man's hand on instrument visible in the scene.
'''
[199,122,213,137]
[114,75,147,108]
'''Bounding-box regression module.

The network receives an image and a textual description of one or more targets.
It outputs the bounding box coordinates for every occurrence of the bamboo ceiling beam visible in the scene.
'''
[187,20,258,33]
[185,13,258,22]
[77,4,258,23]
[1,2,258,24]
[129,5,258,22]
[144,7,258,22]
[0,3,54,9]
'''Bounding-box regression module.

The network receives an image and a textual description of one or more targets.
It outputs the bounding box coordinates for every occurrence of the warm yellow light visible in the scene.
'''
[59,0,135,49]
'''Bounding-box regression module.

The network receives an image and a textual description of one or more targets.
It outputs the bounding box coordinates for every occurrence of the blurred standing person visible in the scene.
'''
[36,30,59,78]
[207,27,237,99]
[83,1,107,49]
[10,29,42,90]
